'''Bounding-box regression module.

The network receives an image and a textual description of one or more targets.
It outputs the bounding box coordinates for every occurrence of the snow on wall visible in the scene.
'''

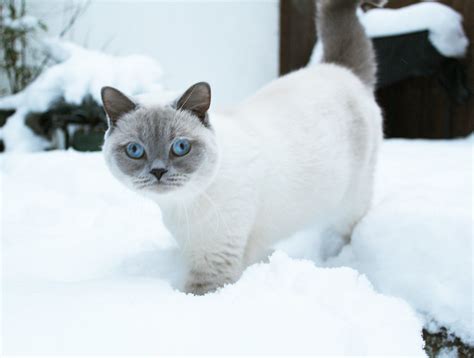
[361,2,468,57]
[310,2,469,65]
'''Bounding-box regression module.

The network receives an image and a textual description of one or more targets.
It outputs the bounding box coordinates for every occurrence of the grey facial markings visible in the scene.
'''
[104,103,218,195]
[166,173,188,180]
[166,178,186,183]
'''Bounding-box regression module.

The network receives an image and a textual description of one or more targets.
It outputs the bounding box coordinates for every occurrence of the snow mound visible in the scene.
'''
[0,149,425,355]
[280,137,474,346]
[310,2,469,64]
[0,39,165,152]
[340,137,474,345]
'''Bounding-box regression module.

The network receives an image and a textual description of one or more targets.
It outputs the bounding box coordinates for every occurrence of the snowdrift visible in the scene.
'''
[1,137,472,354]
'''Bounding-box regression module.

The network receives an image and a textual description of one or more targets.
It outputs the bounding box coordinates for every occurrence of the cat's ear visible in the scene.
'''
[101,86,137,125]
[176,82,211,124]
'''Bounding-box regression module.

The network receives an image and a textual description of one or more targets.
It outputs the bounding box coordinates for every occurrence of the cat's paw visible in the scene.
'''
[184,280,219,296]
[184,264,241,295]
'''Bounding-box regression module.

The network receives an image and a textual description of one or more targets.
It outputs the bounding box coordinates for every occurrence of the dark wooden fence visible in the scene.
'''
[280,0,473,138]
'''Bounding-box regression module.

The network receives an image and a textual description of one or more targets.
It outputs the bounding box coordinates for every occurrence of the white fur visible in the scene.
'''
[154,64,383,293]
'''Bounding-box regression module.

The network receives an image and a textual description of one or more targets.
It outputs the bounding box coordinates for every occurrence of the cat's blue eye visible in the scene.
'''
[126,142,145,159]
[171,138,191,157]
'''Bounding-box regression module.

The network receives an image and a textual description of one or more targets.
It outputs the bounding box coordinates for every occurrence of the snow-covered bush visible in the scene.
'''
[0,39,168,151]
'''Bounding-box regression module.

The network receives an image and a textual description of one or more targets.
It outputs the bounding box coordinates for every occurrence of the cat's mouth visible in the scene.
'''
[131,173,191,194]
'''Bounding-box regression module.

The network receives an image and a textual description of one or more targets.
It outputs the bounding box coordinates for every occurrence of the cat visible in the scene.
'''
[101,0,385,295]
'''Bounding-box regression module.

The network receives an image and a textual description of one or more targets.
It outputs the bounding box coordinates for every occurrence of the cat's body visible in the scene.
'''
[102,0,384,295]
[160,64,381,265]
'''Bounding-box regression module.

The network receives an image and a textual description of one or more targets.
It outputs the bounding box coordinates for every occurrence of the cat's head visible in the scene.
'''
[101,82,219,199]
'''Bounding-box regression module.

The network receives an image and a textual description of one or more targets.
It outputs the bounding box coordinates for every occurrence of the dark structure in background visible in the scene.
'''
[280,0,473,139]
[26,96,106,151]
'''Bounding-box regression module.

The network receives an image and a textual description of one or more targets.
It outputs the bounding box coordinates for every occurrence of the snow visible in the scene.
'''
[341,137,473,345]
[2,137,472,354]
[5,142,462,354]
[0,108,50,152]
[278,136,474,346]
[0,39,166,152]
[361,3,468,58]
[437,347,459,358]
[310,2,469,65]
[3,15,41,31]
[2,252,423,355]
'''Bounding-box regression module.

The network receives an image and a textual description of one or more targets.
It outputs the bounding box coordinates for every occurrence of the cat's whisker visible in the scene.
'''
[134,179,152,185]
[133,176,154,184]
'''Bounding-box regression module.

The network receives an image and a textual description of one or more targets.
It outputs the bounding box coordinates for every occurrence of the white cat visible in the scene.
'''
[101,0,384,295]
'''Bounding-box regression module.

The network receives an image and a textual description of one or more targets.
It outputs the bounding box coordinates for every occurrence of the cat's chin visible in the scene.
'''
[136,178,210,202]
[138,183,184,195]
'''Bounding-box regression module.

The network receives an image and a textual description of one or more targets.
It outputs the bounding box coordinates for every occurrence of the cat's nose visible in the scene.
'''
[150,168,168,181]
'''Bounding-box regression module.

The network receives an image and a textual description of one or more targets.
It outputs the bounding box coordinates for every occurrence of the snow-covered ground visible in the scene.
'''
[279,136,473,346]
[1,137,472,354]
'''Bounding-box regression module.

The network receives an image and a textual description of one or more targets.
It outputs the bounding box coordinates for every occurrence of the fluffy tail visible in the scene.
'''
[316,0,386,89]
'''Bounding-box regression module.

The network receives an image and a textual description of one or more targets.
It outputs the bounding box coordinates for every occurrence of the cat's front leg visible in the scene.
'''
[184,241,246,295]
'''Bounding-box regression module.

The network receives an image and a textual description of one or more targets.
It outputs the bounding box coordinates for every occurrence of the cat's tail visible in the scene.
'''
[316,0,387,89]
